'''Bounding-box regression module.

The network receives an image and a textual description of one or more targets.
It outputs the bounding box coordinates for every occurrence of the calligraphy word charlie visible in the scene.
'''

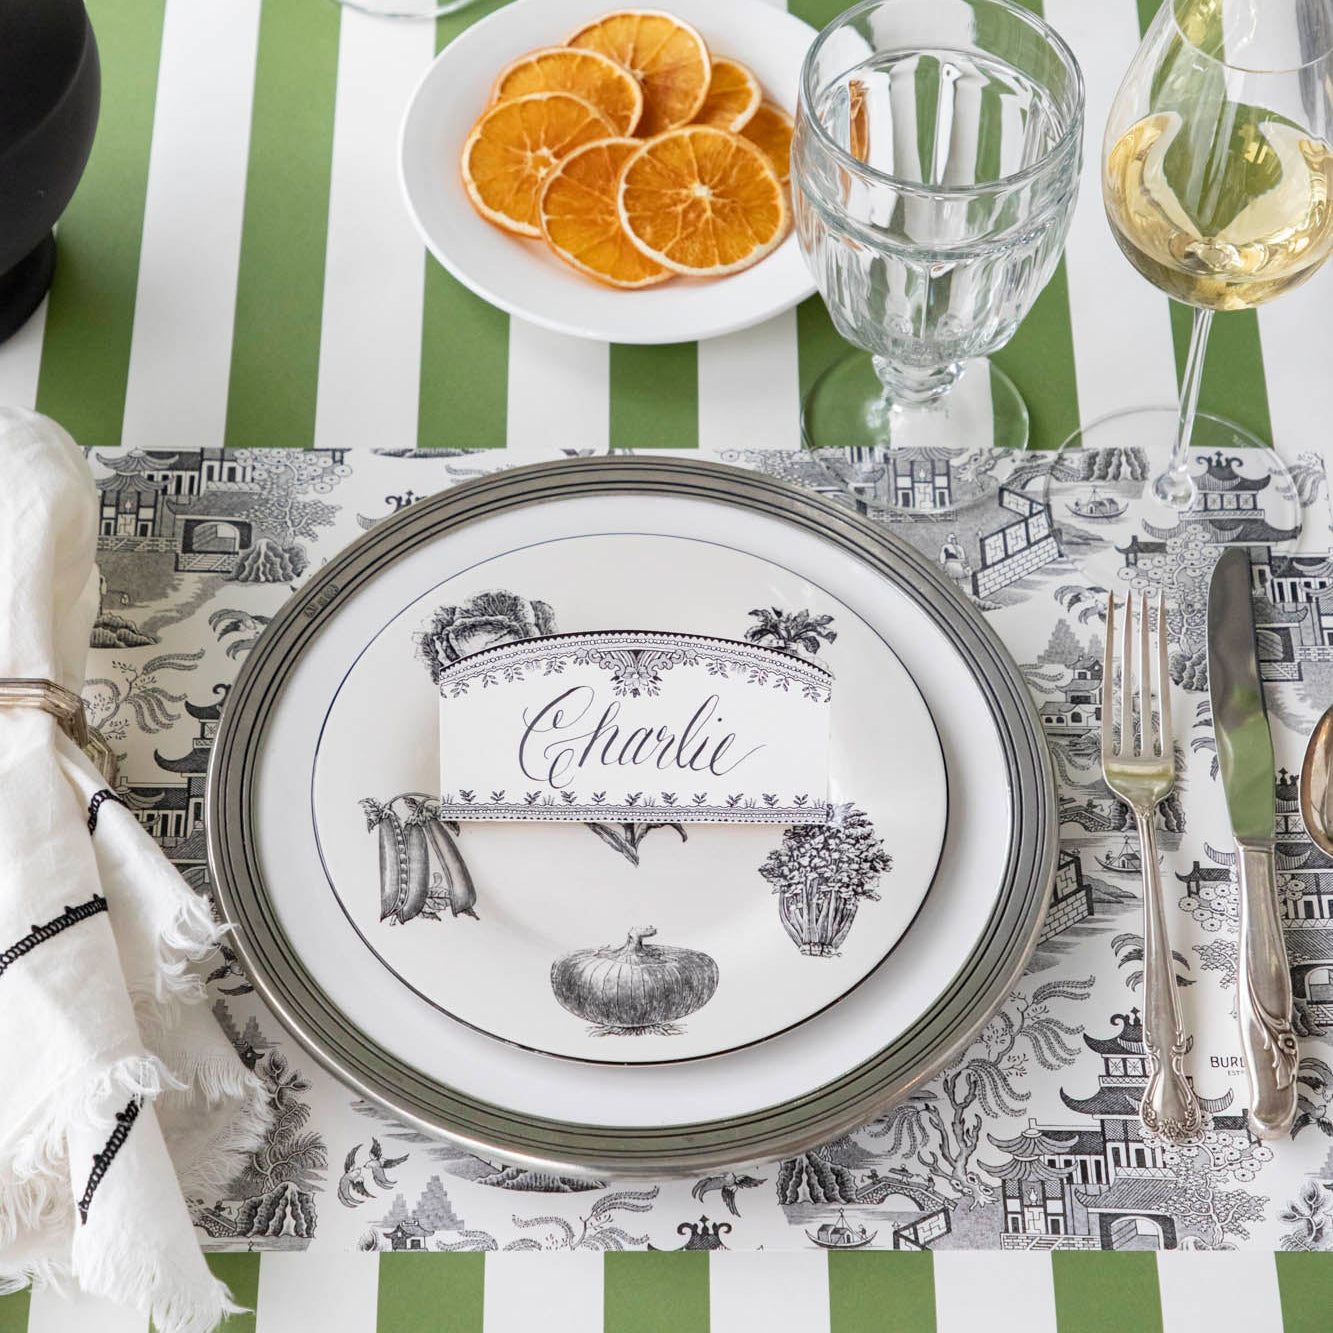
[520,688,759,789]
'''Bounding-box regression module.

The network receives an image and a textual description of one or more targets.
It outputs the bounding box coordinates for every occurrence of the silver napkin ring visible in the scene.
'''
[0,678,119,785]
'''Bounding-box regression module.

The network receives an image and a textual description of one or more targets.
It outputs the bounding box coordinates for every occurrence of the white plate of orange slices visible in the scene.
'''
[399,0,815,344]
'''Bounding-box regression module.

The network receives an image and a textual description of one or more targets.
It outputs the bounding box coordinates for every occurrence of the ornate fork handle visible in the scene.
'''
[1236,840,1299,1138]
[1135,810,1202,1142]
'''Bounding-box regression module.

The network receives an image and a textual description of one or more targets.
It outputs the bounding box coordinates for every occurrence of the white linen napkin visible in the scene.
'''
[0,409,269,1332]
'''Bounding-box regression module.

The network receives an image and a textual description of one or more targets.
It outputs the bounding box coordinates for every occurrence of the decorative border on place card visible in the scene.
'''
[436,630,833,701]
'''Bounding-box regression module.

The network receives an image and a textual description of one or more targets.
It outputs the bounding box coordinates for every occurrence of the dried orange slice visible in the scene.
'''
[618,125,788,276]
[566,10,710,138]
[694,57,761,133]
[740,101,793,184]
[462,92,615,237]
[540,138,670,288]
[491,46,643,136]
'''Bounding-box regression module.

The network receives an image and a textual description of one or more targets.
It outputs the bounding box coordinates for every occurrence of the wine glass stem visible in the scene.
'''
[1155,306,1213,509]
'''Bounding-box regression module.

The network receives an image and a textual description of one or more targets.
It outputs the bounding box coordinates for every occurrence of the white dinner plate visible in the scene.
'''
[397,0,818,344]
[311,531,947,1064]
[210,459,1056,1175]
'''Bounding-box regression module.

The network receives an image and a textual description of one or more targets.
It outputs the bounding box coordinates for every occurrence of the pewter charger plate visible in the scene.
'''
[209,459,1056,1176]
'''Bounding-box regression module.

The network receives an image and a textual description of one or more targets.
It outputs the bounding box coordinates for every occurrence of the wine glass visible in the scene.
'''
[1048,0,1333,571]
[791,0,1084,515]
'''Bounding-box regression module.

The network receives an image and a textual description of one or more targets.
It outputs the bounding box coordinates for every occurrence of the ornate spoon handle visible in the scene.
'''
[1137,812,1202,1142]
[1236,841,1298,1139]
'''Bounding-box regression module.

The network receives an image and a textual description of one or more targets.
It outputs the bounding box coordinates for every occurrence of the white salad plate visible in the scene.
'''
[311,529,947,1065]
[397,0,818,344]
[210,459,1056,1176]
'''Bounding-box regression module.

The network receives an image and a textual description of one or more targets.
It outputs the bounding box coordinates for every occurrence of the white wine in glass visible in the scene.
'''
[1049,0,1333,567]
[1105,111,1333,311]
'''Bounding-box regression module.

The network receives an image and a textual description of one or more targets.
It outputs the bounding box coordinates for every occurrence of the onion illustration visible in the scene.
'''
[550,926,719,1037]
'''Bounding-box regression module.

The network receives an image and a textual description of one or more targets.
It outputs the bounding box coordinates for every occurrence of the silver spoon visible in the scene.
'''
[1300,704,1333,856]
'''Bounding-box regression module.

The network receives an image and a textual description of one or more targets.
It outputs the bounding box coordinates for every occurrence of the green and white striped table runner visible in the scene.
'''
[0,0,1322,461]
[0,1250,1331,1331]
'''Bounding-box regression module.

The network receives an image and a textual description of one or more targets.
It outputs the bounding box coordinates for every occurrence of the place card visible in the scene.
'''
[436,631,833,824]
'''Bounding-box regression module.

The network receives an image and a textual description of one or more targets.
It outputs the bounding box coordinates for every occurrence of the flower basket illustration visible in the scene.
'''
[758,807,891,956]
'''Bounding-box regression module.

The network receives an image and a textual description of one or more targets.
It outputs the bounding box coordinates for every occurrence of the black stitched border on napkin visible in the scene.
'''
[77,1096,142,1224]
[86,788,127,834]
[0,894,108,981]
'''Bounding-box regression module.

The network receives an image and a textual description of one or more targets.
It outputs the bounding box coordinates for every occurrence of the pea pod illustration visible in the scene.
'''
[398,820,431,922]
[423,817,478,919]
[362,798,430,923]
[360,795,479,925]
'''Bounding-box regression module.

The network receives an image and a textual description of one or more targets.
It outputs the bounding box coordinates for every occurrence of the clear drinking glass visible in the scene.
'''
[792,0,1084,511]
[1048,0,1333,563]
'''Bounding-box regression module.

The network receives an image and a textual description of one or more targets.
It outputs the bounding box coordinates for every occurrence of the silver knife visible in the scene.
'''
[1208,546,1299,1139]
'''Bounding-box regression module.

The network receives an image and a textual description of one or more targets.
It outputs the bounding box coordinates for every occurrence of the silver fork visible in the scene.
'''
[1101,591,1202,1143]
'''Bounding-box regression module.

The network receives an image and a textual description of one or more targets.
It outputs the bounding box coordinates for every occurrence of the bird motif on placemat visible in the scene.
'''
[336,1138,409,1207]
[690,1171,766,1217]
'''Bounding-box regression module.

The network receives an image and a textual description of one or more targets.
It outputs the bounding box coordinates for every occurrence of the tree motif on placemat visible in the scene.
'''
[233,451,349,584]
[869,978,1093,1208]
[189,1008,327,1249]
[1158,1132,1271,1249]
[1113,931,1196,991]
[83,649,203,747]
[209,608,273,659]
[776,977,1094,1211]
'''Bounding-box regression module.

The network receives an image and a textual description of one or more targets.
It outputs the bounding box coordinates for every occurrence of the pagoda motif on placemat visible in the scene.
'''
[1134,451,1301,548]
[88,449,351,641]
[866,448,955,513]
[94,450,266,566]
[982,1121,1090,1247]
[93,449,350,565]
[1242,548,1333,684]
[975,1009,1268,1252]
[1059,1012,1234,1155]
[1037,653,1103,739]
[1181,769,1333,1036]
[111,685,227,893]
[1056,1012,1256,1251]
[797,446,959,516]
